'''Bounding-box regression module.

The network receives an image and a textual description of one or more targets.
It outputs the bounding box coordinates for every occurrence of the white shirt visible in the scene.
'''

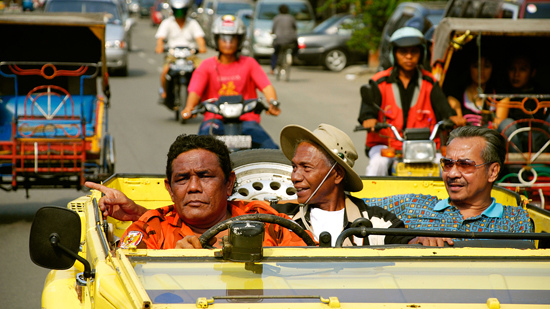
[155,17,205,49]
[310,207,345,247]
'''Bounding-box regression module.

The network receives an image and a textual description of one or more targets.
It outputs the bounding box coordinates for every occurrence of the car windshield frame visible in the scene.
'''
[257,2,312,21]
[217,2,253,16]
[312,14,343,33]
[46,0,122,23]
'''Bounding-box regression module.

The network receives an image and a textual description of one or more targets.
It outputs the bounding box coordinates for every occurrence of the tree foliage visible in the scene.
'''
[317,0,409,53]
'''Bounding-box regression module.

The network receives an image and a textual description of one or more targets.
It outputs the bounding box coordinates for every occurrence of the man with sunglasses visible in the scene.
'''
[363,126,533,246]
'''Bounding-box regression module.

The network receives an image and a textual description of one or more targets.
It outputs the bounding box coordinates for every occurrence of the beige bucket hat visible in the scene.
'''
[280,123,363,192]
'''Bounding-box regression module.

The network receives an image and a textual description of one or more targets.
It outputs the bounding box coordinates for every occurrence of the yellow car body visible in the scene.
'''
[32,174,550,309]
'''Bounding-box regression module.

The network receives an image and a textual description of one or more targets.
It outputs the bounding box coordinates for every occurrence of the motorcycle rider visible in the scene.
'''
[155,0,207,103]
[358,27,463,176]
[181,15,281,149]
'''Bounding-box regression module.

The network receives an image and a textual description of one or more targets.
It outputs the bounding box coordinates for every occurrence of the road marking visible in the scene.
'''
[138,51,146,58]
[147,58,156,65]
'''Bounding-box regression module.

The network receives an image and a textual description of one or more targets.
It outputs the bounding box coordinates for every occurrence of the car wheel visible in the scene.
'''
[324,49,347,72]
[229,149,296,201]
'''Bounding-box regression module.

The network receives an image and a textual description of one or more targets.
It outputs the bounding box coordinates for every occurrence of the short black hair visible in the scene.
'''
[166,134,232,183]
[279,4,289,14]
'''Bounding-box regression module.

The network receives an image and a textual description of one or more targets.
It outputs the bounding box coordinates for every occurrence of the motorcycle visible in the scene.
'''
[191,95,279,151]
[162,46,196,123]
[355,120,454,177]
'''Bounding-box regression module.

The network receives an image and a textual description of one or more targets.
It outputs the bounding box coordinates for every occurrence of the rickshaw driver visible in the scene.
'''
[180,15,281,149]
[364,126,534,246]
[155,0,207,101]
[85,134,308,249]
[358,27,465,176]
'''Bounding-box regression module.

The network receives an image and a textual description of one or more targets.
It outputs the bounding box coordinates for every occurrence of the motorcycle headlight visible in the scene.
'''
[402,141,436,163]
[220,103,243,118]
[105,40,125,49]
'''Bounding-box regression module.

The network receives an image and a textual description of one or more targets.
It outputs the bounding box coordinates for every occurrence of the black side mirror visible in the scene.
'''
[29,207,81,271]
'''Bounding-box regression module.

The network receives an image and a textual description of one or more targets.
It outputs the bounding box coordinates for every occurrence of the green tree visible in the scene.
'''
[317,0,412,53]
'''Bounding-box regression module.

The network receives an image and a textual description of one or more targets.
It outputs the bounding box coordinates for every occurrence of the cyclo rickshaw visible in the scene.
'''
[432,18,550,209]
[0,13,115,193]
[29,149,550,308]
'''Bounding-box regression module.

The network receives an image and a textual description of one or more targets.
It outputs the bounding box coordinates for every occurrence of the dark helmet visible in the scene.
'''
[170,0,191,18]
[389,26,426,66]
[211,15,247,51]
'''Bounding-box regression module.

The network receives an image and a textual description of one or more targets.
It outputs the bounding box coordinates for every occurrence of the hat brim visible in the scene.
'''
[280,125,363,192]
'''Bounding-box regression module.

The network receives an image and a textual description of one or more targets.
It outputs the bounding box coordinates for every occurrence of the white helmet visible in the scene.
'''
[211,15,247,51]
[170,0,191,17]
[389,27,426,65]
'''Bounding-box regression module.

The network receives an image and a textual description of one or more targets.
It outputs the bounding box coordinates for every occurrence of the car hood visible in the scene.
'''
[106,23,125,41]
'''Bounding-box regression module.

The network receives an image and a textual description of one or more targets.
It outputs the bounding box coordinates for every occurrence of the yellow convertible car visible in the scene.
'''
[30,170,550,308]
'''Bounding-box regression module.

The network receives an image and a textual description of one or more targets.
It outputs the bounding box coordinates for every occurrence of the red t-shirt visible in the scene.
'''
[188,56,271,123]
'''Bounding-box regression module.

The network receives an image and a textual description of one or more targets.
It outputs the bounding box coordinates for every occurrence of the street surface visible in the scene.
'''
[0,17,374,307]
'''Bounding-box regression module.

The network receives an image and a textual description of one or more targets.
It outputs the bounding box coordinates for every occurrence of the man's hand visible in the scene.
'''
[84,181,147,221]
[408,237,454,247]
[181,107,196,120]
[266,103,281,116]
[175,235,217,248]
[362,119,378,132]
[449,115,467,127]
[155,43,164,54]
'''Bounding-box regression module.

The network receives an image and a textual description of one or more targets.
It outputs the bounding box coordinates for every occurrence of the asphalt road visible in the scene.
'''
[0,17,374,307]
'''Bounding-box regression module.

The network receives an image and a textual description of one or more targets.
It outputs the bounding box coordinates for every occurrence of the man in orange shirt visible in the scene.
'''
[85,134,307,249]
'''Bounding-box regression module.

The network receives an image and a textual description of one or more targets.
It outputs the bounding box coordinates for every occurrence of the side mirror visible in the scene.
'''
[29,207,81,270]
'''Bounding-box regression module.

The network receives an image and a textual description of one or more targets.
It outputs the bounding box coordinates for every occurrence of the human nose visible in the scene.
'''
[187,175,202,192]
[291,167,302,183]
[445,162,462,178]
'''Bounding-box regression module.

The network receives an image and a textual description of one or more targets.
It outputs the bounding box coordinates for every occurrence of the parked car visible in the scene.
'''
[196,0,254,46]
[377,1,447,71]
[150,0,170,26]
[45,0,131,76]
[236,8,254,54]
[444,0,550,19]
[138,0,155,16]
[247,0,316,59]
[297,13,367,71]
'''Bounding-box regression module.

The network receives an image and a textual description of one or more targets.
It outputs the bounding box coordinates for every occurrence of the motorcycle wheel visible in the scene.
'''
[229,149,296,202]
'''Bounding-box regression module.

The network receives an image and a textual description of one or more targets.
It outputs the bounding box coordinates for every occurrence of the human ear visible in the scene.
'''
[333,165,345,185]
[165,179,176,203]
[226,172,236,196]
[487,163,500,183]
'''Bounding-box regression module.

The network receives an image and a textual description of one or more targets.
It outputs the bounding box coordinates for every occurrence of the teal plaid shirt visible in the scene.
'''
[362,194,533,235]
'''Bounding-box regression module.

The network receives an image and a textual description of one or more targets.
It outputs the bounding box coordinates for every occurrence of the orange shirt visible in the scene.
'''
[120,200,308,249]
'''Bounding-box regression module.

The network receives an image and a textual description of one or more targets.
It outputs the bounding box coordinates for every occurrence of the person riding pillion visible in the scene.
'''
[181,15,281,149]
[357,27,463,176]
[155,0,206,102]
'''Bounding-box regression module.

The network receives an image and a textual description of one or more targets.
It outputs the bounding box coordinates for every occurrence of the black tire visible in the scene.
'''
[174,82,181,121]
[177,84,188,124]
[229,149,296,201]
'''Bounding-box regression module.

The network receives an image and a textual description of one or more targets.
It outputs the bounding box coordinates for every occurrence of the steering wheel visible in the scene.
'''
[198,213,316,248]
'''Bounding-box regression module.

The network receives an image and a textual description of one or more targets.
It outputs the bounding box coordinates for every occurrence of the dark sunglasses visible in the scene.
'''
[440,158,492,173]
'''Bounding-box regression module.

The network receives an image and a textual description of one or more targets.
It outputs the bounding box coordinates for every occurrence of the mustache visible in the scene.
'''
[446,180,465,186]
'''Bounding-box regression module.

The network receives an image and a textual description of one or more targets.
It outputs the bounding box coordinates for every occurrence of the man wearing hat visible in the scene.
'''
[274,123,414,246]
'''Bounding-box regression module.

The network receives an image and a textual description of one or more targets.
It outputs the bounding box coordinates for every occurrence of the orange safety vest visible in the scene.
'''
[366,68,438,150]
[120,201,309,249]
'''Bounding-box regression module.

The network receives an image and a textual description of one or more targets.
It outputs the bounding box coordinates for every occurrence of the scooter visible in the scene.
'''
[162,46,196,123]
[191,95,279,151]
[355,120,454,176]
